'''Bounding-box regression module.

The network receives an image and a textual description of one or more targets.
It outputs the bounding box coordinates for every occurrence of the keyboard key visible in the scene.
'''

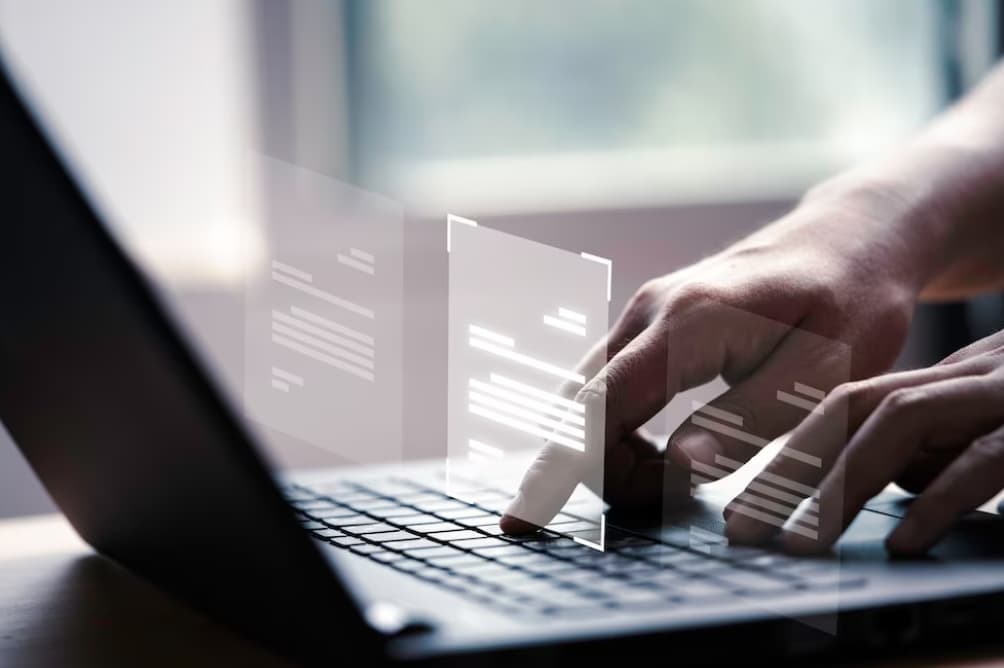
[330,536,364,547]
[367,531,420,543]
[299,521,325,531]
[343,522,399,535]
[369,550,406,563]
[393,492,446,504]
[350,544,386,555]
[428,530,484,541]
[474,523,506,535]
[518,560,579,576]
[366,505,429,519]
[388,538,440,551]
[322,514,378,527]
[453,537,513,550]
[309,506,359,519]
[388,513,445,526]
[293,499,338,511]
[411,499,470,512]
[390,558,426,572]
[313,528,342,539]
[474,544,534,558]
[456,514,503,527]
[408,522,464,534]
[354,479,422,496]
[437,507,490,520]
[426,553,491,569]
[409,546,466,559]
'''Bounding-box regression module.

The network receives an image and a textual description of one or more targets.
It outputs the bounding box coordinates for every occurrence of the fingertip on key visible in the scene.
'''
[499,513,540,535]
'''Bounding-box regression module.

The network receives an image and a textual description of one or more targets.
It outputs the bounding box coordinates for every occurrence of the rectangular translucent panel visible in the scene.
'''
[662,302,852,634]
[447,218,609,549]
[244,155,404,464]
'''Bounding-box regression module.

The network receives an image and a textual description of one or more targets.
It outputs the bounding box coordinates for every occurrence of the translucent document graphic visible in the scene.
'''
[446,216,610,550]
[244,156,403,463]
[664,303,851,634]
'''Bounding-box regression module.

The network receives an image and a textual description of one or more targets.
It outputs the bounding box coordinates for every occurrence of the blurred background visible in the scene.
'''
[0,0,1001,518]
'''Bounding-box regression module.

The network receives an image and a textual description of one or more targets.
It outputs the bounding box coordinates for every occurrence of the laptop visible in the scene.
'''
[1,49,1003,667]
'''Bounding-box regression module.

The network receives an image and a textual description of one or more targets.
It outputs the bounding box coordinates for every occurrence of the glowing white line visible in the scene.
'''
[468,404,584,452]
[794,382,825,400]
[469,338,585,384]
[272,335,374,382]
[271,379,290,392]
[467,451,496,465]
[490,374,585,413]
[733,491,818,525]
[469,378,585,425]
[271,260,312,282]
[776,445,823,468]
[468,325,514,348]
[777,390,824,417]
[714,454,743,470]
[748,479,818,511]
[469,392,585,439]
[447,213,477,253]
[350,248,374,263]
[271,367,303,386]
[691,415,769,448]
[289,307,373,345]
[272,272,374,319]
[728,503,818,540]
[691,401,744,427]
[558,308,586,324]
[468,439,504,458]
[715,454,816,496]
[571,516,605,552]
[690,461,731,481]
[272,312,374,357]
[543,315,586,336]
[337,254,375,275]
[579,252,612,302]
[272,323,374,370]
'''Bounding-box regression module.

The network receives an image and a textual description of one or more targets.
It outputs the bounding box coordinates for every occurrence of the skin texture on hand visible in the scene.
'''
[501,62,1004,540]
[500,189,924,534]
[724,329,1004,555]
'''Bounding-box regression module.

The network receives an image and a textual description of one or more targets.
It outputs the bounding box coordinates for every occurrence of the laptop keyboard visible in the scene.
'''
[284,478,862,618]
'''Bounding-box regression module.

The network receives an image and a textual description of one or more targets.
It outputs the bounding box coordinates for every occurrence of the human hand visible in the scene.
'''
[500,181,932,533]
[724,328,1004,555]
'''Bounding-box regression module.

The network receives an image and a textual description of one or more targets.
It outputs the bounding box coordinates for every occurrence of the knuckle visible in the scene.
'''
[830,379,878,421]
[969,433,1004,461]
[666,281,724,316]
[576,376,609,409]
[878,387,928,417]
[624,279,664,318]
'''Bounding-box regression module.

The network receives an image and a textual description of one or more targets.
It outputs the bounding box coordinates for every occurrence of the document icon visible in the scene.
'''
[446,216,610,549]
[244,156,403,464]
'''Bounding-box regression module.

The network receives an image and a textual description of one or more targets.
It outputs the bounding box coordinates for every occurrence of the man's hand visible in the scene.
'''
[500,182,926,533]
[724,328,1004,554]
[501,61,1004,538]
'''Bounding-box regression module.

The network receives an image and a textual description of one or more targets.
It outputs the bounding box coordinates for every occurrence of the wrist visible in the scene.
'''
[798,157,961,296]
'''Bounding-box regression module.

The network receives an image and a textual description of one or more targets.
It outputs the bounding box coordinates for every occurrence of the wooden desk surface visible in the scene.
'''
[1,514,1002,667]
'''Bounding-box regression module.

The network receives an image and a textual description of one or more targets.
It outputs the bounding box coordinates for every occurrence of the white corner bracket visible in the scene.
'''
[579,252,612,302]
[446,213,478,253]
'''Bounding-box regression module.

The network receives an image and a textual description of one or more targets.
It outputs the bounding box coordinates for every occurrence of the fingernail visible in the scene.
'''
[500,493,541,534]
[671,429,721,469]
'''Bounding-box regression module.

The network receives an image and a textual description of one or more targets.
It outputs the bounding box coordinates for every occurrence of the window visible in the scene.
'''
[347,0,972,213]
